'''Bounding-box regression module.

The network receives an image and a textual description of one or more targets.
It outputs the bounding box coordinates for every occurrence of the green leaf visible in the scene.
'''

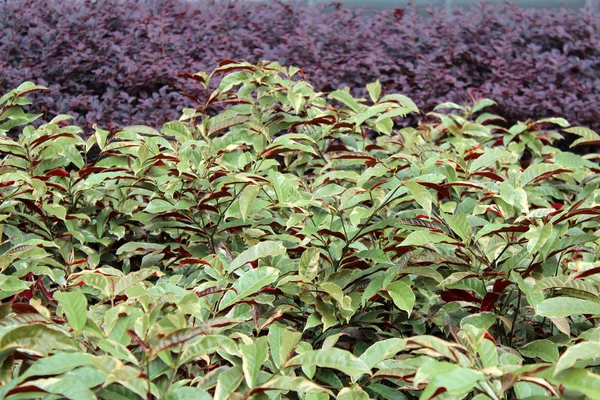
[401,231,457,247]
[161,121,192,142]
[54,290,88,334]
[166,387,212,400]
[471,99,496,114]
[380,94,419,112]
[269,170,301,203]
[256,376,332,395]
[555,341,600,374]
[97,339,139,364]
[537,297,600,318]
[145,199,174,214]
[366,80,381,103]
[22,353,93,379]
[337,384,370,400]
[219,267,280,310]
[359,338,407,369]
[554,152,597,169]
[18,377,96,400]
[42,203,67,220]
[152,326,210,355]
[367,383,408,400]
[0,324,76,355]
[535,117,570,127]
[299,247,320,281]
[181,335,240,364]
[93,125,110,150]
[240,336,268,389]
[420,367,485,400]
[288,90,303,113]
[375,117,393,135]
[328,90,360,112]
[521,164,567,187]
[116,242,165,256]
[469,149,512,172]
[239,184,260,222]
[214,366,244,400]
[286,348,371,378]
[405,180,432,216]
[478,338,498,368]
[114,269,156,295]
[386,281,415,316]
[519,339,559,362]
[268,323,302,369]
[434,102,465,111]
[442,213,471,242]
[499,181,528,214]
[361,274,386,308]
[524,223,553,254]
[227,241,286,273]
[565,126,600,147]
[550,369,600,399]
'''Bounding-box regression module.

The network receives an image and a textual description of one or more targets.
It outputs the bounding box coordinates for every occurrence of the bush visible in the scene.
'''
[1,61,600,399]
[1,0,599,137]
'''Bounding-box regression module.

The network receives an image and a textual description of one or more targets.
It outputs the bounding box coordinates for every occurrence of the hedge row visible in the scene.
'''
[2,0,599,133]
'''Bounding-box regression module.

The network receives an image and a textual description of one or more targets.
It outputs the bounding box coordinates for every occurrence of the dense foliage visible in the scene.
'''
[1,61,600,399]
[1,0,599,136]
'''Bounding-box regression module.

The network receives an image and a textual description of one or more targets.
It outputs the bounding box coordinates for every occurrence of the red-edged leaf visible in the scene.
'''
[416,181,451,200]
[179,258,212,267]
[442,182,484,190]
[43,168,70,178]
[464,151,484,161]
[18,199,46,219]
[289,115,337,132]
[151,212,194,223]
[555,206,600,224]
[179,72,206,84]
[332,122,354,130]
[11,303,39,314]
[365,144,385,151]
[493,279,513,292]
[317,229,346,241]
[6,386,48,396]
[488,224,530,235]
[150,154,180,163]
[45,182,67,191]
[471,171,505,182]
[259,146,289,158]
[215,64,255,75]
[325,143,350,153]
[78,166,106,178]
[127,329,149,351]
[201,191,233,204]
[340,258,371,270]
[480,292,500,311]
[441,289,480,303]
[573,267,600,280]
[30,133,76,149]
[330,152,377,162]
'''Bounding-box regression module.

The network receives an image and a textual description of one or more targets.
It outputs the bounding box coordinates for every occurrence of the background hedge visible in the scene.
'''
[1,0,599,134]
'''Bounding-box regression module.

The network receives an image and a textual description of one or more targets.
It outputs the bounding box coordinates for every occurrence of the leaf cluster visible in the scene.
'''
[1,0,599,141]
[1,62,600,399]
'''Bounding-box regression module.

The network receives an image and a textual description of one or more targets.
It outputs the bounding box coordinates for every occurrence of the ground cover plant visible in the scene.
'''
[1,0,599,139]
[1,61,600,399]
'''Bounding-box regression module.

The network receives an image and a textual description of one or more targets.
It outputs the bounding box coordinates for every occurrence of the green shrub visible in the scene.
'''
[1,61,600,399]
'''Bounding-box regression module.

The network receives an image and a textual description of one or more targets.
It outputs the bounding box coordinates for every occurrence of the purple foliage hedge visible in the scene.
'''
[1,0,599,133]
